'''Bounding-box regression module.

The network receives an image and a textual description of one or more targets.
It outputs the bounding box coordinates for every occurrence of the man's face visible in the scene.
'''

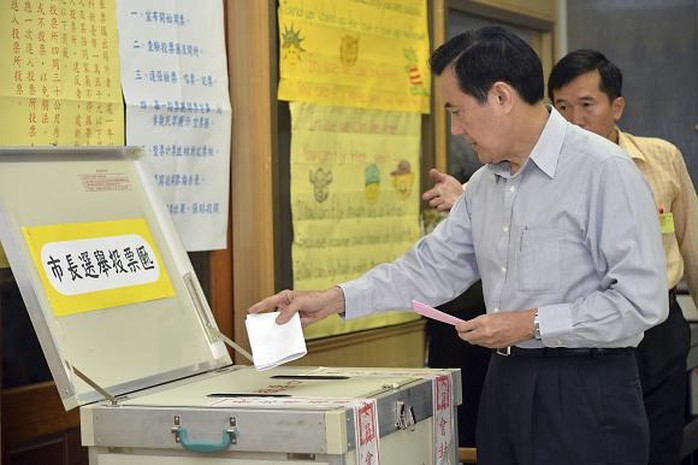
[438,67,505,165]
[551,70,624,142]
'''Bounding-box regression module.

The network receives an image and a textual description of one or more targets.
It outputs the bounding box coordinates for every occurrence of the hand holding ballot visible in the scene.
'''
[245,311,307,370]
[247,286,346,326]
[412,300,536,349]
[247,286,537,351]
[411,300,464,326]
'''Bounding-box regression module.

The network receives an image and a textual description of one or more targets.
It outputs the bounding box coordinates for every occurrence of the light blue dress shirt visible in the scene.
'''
[340,108,668,348]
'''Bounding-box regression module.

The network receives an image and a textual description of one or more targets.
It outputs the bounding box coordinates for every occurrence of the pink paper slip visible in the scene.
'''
[411,300,465,326]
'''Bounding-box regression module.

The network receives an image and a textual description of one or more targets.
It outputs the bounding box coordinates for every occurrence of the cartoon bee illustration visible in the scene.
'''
[340,34,359,70]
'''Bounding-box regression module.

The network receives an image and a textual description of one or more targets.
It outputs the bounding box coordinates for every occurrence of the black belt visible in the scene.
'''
[495,346,633,358]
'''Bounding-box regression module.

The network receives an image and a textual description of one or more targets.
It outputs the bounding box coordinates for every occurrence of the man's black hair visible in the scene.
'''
[547,49,623,102]
[429,26,544,105]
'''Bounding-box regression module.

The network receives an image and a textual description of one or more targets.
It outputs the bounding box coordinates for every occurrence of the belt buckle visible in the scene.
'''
[496,346,511,356]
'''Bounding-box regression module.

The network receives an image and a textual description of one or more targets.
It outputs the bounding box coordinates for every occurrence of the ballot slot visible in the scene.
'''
[207,393,292,398]
[270,374,350,380]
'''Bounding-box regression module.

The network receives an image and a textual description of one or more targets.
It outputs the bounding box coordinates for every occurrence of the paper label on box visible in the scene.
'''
[354,399,381,465]
[432,373,455,465]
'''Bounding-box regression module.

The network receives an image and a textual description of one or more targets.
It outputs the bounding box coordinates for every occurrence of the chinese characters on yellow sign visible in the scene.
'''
[23,218,174,317]
[0,0,124,146]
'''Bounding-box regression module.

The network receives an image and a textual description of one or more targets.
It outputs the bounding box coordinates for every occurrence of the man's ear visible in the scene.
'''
[490,81,514,112]
[612,96,625,122]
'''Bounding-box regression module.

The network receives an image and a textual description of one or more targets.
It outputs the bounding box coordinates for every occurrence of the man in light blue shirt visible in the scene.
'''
[249,26,667,464]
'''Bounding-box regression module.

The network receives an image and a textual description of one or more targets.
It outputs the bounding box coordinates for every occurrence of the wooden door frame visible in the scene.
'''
[216,0,277,363]
[432,0,556,172]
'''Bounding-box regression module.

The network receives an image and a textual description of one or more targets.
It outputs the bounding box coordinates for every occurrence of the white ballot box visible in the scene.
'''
[0,147,461,465]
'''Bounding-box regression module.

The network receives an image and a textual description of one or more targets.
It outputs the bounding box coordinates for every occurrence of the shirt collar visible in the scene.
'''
[487,105,566,180]
[616,128,645,162]
[528,106,566,178]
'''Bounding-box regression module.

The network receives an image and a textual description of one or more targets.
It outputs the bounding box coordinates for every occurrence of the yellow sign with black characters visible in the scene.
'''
[22,218,174,317]
[0,0,124,146]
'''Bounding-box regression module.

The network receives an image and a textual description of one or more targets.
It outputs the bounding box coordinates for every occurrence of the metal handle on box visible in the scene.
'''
[395,400,416,431]
[171,416,238,453]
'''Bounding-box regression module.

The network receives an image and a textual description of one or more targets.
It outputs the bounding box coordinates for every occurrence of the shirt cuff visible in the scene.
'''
[537,303,573,346]
[338,279,375,320]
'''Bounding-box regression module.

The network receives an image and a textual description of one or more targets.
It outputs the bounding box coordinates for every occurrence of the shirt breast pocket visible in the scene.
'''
[517,227,561,293]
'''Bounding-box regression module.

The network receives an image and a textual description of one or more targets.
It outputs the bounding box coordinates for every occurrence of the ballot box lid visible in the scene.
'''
[0,147,231,410]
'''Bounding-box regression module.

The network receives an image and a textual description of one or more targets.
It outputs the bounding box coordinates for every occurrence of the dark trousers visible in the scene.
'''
[477,349,649,465]
[636,290,690,465]
[426,281,490,447]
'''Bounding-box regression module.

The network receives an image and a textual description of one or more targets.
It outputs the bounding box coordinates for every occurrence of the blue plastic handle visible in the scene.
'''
[176,427,234,453]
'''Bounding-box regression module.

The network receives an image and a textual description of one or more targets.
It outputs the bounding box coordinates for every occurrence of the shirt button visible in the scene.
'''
[503,226,509,232]
[493,307,499,312]
[509,186,516,193]
[501,266,506,273]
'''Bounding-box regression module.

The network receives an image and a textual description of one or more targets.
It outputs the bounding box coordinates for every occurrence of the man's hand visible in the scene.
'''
[455,309,537,348]
[422,168,465,212]
[247,286,346,327]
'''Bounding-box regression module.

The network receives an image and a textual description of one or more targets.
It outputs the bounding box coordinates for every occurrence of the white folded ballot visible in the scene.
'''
[245,311,308,370]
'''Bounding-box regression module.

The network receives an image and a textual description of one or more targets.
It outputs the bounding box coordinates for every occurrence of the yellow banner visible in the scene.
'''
[0,0,124,146]
[291,102,421,339]
[278,0,430,113]
[23,218,174,317]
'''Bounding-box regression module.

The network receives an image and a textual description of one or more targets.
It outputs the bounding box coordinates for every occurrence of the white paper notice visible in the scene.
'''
[116,1,232,251]
[245,312,308,371]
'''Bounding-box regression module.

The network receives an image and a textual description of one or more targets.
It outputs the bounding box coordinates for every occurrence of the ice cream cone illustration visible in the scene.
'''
[364,164,381,205]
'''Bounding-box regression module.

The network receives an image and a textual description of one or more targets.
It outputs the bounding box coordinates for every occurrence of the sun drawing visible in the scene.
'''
[281,24,306,67]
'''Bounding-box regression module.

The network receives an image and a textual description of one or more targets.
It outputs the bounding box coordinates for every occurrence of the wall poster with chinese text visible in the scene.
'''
[116,0,232,251]
[0,0,124,146]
